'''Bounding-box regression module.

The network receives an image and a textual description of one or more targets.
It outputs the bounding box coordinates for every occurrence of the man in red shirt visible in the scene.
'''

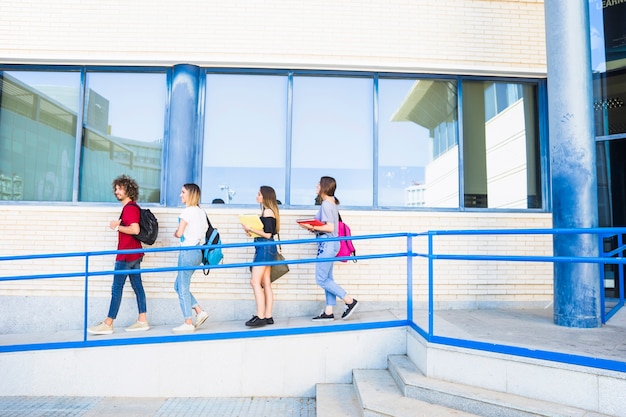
[88,175,150,335]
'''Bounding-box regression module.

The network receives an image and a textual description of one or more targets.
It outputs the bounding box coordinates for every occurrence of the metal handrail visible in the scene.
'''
[2,228,626,373]
[0,233,413,353]
[412,226,626,373]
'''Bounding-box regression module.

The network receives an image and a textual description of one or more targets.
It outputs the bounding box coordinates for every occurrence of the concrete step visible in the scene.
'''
[387,354,612,417]
[352,369,480,417]
[316,383,363,417]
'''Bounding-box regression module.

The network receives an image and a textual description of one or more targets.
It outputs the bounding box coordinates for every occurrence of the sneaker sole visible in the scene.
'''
[172,328,195,334]
[125,326,150,332]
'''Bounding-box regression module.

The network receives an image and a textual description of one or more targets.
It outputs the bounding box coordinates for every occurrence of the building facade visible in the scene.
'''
[1,0,624,331]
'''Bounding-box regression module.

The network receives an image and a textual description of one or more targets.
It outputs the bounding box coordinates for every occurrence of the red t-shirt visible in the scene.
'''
[117,201,144,262]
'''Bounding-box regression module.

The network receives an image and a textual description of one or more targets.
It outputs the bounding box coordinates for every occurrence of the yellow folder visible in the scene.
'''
[239,214,264,238]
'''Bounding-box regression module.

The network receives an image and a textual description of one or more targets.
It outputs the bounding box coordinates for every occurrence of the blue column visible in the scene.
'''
[164,64,201,206]
[545,1,601,327]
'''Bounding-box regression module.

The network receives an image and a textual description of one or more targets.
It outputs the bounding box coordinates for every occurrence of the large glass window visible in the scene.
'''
[202,74,288,205]
[1,67,544,211]
[462,81,541,209]
[80,72,166,203]
[291,76,373,206]
[379,78,458,207]
[0,71,80,201]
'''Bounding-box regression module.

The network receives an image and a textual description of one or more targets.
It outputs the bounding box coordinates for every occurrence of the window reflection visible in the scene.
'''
[463,81,541,209]
[80,72,165,203]
[202,74,288,205]
[0,71,80,201]
[0,68,543,211]
[383,79,459,207]
[291,76,373,206]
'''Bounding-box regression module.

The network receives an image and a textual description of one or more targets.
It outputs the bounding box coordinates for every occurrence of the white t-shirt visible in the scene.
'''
[179,206,209,246]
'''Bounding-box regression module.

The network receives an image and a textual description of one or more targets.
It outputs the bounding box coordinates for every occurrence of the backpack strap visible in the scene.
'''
[208,228,219,245]
[120,201,140,226]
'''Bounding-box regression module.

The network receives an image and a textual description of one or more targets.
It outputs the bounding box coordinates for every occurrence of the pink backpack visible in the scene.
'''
[336,214,356,262]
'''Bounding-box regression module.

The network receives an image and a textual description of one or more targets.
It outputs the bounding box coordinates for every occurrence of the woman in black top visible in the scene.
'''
[241,185,280,327]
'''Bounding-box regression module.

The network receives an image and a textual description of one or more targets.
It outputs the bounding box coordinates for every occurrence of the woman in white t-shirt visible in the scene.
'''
[172,183,210,333]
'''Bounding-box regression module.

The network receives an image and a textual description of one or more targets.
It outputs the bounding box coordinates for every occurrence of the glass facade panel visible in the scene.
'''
[202,74,288,205]
[463,81,541,209]
[291,76,373,206]
[80,72,166,203]
[0,71,80,201]
[378,78,458,207]
[590,0,626,138]
[0,66,544,211]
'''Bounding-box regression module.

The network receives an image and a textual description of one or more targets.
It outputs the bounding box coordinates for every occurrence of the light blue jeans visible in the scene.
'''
[315,237,345,307]
[174,248,202,320]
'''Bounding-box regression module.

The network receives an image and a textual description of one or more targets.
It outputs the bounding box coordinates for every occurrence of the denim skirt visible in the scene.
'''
[253,237,277,263]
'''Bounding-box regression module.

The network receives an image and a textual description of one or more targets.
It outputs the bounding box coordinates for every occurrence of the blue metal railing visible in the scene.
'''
[599,232,626,322]
[0,233,412,353]
[412,227,626,373]
[2,228,626,373]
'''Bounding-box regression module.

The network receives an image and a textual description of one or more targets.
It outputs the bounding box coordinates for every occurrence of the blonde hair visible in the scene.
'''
[183,183,201,207]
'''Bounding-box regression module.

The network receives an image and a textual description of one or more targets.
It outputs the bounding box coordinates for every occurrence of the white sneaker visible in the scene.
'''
[195,311,209,329]
[172,323,195,333]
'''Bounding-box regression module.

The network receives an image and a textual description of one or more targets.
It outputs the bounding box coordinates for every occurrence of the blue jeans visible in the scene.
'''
[315,237,345,307]
[174,248,202,320]
[107,258,146,319]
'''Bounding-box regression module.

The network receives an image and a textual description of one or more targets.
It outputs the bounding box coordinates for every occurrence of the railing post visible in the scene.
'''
[617,233,624,305]
[406,233,413,323]
[83,254,89,341]
[428,232,434,339]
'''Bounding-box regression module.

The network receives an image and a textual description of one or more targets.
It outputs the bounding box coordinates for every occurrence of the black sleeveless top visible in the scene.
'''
[260,216,277,236]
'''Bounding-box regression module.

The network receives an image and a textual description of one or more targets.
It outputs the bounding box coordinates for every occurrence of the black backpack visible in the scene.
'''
[126,202,159,245]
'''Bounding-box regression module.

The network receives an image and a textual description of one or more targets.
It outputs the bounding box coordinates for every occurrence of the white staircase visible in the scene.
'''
[316,354,614,417]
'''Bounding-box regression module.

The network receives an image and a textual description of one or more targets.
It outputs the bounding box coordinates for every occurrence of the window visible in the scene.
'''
[1,67,544,211]
[80,72,166,202]
[291,76,373,206]
[463,81,541,208]
[0,71,80,201]
[202,73,288,205]
[378,78,459,207]
[0,70,166,203]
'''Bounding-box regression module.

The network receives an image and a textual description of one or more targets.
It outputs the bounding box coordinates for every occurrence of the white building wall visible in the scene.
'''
[0,0,546,76]
[424,145,460,207]
[486,100,529,208]
[0,0,552,330]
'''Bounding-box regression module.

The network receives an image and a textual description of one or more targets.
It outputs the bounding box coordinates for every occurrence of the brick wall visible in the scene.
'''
[0,206,553,306]
[0,0,546,76]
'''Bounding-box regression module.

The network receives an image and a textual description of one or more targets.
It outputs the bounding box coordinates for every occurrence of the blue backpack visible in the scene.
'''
[202,215,223,275]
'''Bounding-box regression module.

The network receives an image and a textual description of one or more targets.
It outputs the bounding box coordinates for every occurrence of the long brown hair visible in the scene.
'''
[318,176,340,205]
[259,185,280,233]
